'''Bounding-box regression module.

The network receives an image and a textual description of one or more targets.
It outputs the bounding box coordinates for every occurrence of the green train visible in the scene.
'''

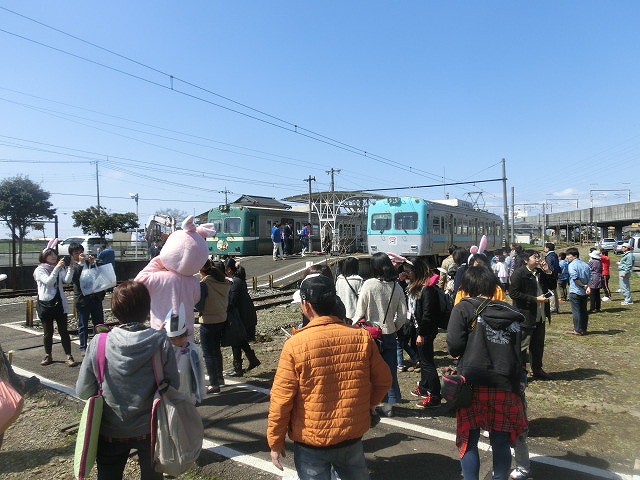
[206,205,366,256]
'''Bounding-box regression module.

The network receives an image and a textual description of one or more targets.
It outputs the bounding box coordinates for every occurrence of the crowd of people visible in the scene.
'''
[3,231,633,479]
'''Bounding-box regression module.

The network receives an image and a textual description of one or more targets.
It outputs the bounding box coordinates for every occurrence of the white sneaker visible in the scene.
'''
[602,296,610,302]
[509,466,530,479]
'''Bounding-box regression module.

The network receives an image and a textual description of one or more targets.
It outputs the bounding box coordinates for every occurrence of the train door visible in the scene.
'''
[446,213,454,250]
[248,216,258,254]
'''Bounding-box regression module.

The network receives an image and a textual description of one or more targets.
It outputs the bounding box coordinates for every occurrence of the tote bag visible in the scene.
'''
[74,332,107,480]
[80,263,117,296]
[0,376,24,435]
[151,350,204,476]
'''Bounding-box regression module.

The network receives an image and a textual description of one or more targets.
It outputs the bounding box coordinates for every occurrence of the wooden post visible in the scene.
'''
[268,274,274,288]
[26,299,34,327]
[7,350,13,364]
[252,276,258,291]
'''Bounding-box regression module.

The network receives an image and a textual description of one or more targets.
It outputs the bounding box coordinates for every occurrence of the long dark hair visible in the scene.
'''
[406,256,431,296]
[370,252,397,282]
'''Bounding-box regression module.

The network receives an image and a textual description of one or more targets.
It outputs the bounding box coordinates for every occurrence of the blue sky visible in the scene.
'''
[1,1,639,239]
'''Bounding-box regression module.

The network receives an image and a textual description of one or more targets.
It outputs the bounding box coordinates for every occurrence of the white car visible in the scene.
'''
[57,236,107,256]
[598,238,617,251]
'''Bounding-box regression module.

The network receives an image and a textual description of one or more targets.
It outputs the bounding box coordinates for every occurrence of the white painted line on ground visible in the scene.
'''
[12,365,79,398]
[202,438,295,478]
[5,323,633,480]
[382,417,632,480]
[2,320,83,346]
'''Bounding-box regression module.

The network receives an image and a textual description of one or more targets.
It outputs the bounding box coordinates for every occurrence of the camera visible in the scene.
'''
[63,256,71,266]
[543,291,554,298]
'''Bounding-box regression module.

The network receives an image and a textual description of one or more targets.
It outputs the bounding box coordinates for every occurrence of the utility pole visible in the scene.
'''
[325,168,341,192]
[219,187,231,205]
[510,186,515,244]
[304,176,316,251]
[502,158,510,246]
[96,161,101,208]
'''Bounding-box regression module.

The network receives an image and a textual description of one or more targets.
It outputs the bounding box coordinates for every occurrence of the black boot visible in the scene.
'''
[245,349,261,372]
[228,360,243,377]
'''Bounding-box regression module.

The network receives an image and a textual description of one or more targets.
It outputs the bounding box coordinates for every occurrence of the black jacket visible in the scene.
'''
[508,266,557,329]
[447,298,524,393]
[228,276,258,341]
[414,285,439,338]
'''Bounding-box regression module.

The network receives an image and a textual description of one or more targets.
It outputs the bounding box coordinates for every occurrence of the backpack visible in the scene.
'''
[434,286,453,330]
[151,350,204,476]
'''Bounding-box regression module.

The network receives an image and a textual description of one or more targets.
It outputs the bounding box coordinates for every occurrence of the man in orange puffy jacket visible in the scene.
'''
[267,275,391,479]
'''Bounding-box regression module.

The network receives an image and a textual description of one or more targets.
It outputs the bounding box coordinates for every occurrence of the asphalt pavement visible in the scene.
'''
[0,271,634,480]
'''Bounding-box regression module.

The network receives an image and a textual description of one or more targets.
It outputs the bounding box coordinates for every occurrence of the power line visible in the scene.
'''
[0,8,447,180]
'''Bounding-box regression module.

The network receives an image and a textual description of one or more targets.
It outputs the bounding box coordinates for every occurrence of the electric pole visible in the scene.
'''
[502,158,509,246]
[325,168,341,192]
[305,176,316,251]
[219,187,231,205]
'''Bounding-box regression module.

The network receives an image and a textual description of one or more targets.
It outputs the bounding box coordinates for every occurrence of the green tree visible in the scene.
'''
[0,175,56,265]
[72,206,139,237]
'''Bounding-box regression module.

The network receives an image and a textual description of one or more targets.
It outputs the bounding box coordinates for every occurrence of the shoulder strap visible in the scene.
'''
[345,278,359,299]
[151,348,165,389]
[95,332,108,389]
[463,297,491,330]
[382,282,396,325]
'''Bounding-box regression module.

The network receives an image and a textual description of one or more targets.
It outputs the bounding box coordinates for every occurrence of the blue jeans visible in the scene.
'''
[76,296,105,350]
[381,333,400,404]
[396,327,418,368]
[568,293,589,333]
[97,435,161,480]
[620,273,632,303]
[460,429,512,480]
[200,322,226,386]
[294,440,370,480]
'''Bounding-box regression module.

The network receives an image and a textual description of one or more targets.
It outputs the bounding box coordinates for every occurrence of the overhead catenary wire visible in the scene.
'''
[0,8,451,181]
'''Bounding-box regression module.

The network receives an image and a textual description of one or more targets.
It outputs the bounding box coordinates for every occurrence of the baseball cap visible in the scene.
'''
[298,274,336,306]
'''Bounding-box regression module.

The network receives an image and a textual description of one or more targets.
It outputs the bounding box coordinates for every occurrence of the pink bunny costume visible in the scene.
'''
[135,215,215,334]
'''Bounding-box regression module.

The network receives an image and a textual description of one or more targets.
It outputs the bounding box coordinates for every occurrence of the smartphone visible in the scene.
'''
[63,256,71,266]
[543,291,554,298]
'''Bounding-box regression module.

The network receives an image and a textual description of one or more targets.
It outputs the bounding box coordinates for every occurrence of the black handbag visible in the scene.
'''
[220,308,247,347]
[36,288,63,319]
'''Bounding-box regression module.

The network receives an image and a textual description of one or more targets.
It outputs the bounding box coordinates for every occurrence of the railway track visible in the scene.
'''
[252,291,295,310]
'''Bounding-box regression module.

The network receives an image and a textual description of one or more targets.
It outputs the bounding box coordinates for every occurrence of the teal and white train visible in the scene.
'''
[367,197,503,259]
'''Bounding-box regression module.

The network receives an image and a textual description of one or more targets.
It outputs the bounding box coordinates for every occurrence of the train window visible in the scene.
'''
[371,213,391,231]
[395,212,418,230]
[224,217,241,234]
[212,220,222,235]
[432,216,440,235]
[463,219,468,235]
[249,219,256,236]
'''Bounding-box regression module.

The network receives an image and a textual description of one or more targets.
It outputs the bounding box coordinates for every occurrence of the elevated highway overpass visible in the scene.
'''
[528,200,640,239]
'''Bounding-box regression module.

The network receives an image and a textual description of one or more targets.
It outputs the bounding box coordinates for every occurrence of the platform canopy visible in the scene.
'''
[283,190,384,218]
[282,190,385,253]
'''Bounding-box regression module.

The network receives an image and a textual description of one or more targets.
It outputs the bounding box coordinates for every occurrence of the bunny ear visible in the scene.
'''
[46,238,59,249]
[469,245,478,255]
[478,235,487,254]
[181,215,196,232]
[196,223,216,239]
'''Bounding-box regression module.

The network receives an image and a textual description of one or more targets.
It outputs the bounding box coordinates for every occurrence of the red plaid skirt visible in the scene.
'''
[455,385,527,458]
